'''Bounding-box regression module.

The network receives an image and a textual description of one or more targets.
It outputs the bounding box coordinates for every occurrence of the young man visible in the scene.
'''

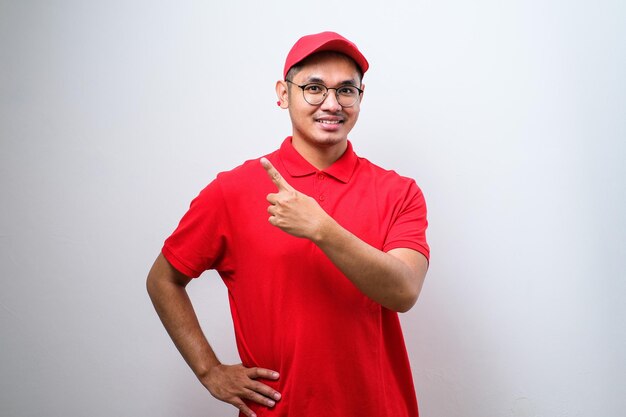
[147,32,430,417]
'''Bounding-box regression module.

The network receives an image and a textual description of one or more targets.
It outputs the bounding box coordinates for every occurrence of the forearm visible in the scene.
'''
[146,256,220,379]
[313,217,426,312]
[147,254,282,416]
[261,158,427,312]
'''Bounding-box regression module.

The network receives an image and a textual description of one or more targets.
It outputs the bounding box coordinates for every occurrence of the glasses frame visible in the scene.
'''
[285,80,363,107]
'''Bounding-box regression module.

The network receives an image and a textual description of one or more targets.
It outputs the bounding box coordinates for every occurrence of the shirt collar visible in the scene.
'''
[278,137,358,184]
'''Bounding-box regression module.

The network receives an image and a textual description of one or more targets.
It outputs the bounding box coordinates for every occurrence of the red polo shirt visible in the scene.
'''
[163,137,429,417]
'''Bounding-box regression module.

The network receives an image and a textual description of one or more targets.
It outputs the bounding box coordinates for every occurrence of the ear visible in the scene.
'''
[358,83,365,104]
[275,80,289,109]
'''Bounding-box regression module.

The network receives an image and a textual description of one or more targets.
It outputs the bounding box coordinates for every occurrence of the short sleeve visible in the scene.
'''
[162,178,232,278]
[383,181,430,260]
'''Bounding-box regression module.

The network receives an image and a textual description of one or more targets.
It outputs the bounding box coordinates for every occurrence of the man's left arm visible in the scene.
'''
[261,158,428,312]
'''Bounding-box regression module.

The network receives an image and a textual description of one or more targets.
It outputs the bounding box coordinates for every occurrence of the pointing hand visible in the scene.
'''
[261,157,329,241]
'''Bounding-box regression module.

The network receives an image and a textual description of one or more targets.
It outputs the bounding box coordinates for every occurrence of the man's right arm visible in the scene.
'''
[146,253,281,417]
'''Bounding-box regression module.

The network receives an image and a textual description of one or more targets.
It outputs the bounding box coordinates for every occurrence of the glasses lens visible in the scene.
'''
[303,84,327,105]
[336,86,359,107]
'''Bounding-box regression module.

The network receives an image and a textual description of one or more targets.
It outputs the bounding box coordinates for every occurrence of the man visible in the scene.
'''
[147,31,430,417]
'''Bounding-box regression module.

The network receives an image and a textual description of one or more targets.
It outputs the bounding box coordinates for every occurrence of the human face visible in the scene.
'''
[277,53,363,153]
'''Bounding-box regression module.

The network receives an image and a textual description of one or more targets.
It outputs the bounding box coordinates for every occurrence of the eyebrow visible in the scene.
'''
[303,76,359,86]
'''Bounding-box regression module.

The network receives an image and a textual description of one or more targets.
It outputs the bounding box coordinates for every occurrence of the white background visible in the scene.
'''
[1,1,624,416]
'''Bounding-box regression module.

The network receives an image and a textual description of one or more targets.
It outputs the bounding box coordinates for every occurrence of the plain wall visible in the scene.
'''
[1,1,624,416]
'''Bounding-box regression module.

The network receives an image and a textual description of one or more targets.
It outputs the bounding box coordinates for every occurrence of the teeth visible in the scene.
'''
[318,120,341,124]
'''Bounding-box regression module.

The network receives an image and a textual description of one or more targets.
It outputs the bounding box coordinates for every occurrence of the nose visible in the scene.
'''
[320,89,342,112]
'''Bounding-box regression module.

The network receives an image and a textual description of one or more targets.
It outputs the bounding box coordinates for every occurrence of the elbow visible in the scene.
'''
[394,293,419,313]
[385,288,420,313]
[395,267,427,312]
[390,279,423,313]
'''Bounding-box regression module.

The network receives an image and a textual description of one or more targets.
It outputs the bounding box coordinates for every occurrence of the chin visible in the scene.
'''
[311,135,347,147]
[314,127,351,144]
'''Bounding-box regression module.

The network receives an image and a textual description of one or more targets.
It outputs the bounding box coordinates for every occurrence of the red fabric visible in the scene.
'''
[163,137,428,416]
[283,31,370,79]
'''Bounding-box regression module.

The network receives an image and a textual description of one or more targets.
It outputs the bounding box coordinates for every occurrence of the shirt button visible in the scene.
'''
[319,195,326,201]
[318,174,325,180]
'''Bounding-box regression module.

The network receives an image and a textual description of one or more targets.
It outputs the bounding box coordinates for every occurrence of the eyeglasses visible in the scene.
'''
[286,80,363,107]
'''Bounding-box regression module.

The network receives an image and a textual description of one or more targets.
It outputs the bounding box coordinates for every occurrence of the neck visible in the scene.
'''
[291,136,348,170]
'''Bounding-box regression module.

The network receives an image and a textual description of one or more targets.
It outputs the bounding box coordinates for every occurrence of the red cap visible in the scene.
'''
[283,31,369,79]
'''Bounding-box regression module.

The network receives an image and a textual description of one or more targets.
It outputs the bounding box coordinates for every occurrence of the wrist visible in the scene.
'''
[311,214,337,246]
[195,357,222,381]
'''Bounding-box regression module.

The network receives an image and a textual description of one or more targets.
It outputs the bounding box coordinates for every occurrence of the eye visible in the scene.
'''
[338,86,358,96]
[304,84,325,94]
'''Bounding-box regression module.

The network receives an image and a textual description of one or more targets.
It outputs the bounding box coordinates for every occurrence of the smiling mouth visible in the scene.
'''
[316,119,343,124]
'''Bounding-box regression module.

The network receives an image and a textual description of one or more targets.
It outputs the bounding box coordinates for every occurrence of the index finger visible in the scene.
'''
[260,157,294,192]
